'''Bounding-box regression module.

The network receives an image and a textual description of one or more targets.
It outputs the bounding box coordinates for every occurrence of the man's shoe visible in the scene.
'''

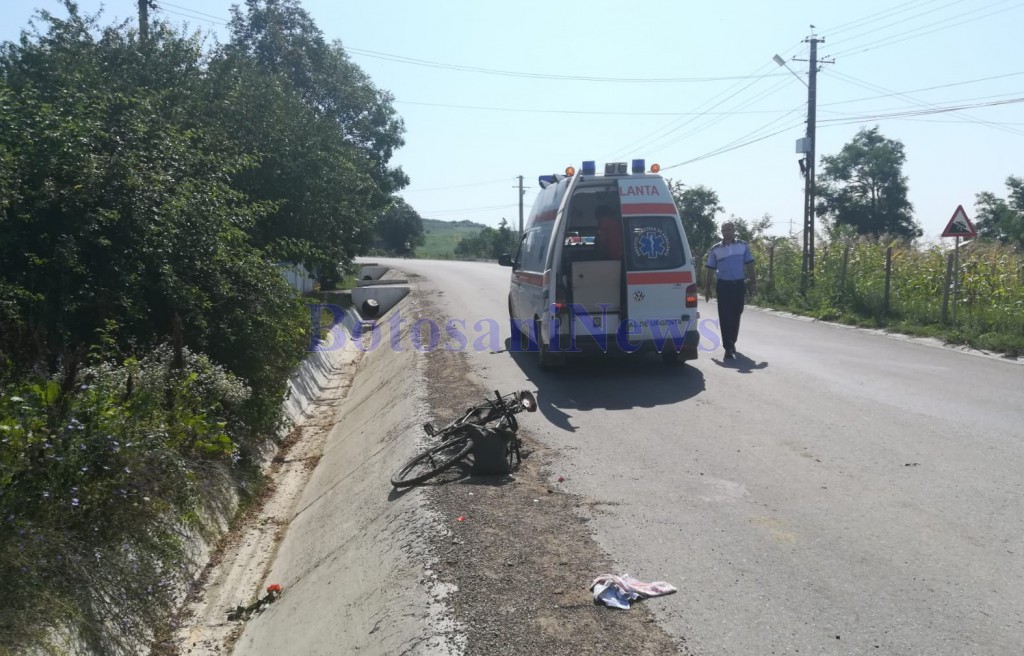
[724,350,735,360]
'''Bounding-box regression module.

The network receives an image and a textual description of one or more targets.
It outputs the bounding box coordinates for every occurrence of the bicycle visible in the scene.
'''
[390,389,537,488]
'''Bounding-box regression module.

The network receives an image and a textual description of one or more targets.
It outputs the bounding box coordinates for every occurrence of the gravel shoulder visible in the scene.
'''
[415,294,688,655]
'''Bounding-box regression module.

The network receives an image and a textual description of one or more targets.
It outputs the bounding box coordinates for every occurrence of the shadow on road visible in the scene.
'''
[711,351,769,374]
[495,338,706,432]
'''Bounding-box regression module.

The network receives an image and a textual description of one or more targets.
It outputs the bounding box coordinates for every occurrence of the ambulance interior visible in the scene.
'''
[559,188,624,322]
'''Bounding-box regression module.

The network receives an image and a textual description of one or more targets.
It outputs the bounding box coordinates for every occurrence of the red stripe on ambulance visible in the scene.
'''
[621,203,677,215]
[627,271,693,285]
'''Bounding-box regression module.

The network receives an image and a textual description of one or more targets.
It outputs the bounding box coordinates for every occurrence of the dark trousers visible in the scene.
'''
[716,279,746,352]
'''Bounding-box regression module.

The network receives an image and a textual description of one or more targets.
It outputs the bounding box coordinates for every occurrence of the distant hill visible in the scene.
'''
[419,218,489,259]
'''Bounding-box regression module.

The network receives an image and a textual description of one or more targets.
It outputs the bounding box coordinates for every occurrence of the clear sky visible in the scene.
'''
[3,0,1022,242]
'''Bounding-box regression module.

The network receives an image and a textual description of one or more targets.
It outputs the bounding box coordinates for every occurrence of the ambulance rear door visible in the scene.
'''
[617,177,696,347]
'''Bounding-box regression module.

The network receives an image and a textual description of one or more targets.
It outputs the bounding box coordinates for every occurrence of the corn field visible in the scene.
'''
[701,239,1024,355]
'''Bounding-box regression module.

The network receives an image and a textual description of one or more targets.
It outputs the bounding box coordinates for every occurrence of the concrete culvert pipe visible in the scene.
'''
[362,275,373,281]
[361,298,380,318]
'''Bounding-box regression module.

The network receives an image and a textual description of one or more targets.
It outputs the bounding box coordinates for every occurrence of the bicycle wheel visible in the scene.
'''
[391,425,477,488]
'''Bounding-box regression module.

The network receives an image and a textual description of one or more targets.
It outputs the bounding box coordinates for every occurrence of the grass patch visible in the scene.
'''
[418,219,487,259]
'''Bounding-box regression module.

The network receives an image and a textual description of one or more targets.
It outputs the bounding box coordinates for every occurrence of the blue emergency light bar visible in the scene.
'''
[632,159,645,173]
[581,160,596,175]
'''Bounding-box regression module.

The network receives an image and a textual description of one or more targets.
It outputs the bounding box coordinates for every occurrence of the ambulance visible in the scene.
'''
[499,159,700,369]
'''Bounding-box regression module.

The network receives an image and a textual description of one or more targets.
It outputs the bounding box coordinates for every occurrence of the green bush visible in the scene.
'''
[0,345,248,654]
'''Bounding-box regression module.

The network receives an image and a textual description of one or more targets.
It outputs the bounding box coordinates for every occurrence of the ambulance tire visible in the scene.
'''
[535,319,564,371]
[508,297,520,335]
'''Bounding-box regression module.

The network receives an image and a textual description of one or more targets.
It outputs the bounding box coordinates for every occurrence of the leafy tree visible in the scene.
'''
[454,219,518,259]
[376,197,425,253]
[816,126,921,239]
[669,180,721,254]
[0,4,306,428]
[725,213,774,243]
[217,0,408,281]
[975,176,1024,249]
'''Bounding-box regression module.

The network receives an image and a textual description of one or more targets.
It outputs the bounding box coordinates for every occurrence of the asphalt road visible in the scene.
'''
[369,257,1024,656]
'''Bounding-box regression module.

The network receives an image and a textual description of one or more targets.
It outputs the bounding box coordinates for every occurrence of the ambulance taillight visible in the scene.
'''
[685,284,699,308]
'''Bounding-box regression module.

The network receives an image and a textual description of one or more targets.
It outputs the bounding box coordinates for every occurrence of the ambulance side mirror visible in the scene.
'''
[498,253,513,267]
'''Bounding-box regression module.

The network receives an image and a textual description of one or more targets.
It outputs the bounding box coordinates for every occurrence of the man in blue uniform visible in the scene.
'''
[704,222,757,359]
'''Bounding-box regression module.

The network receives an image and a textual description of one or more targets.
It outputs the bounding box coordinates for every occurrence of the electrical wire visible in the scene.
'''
[157,1,230,23]
[403,178,511,193]
[827,0,1023,59]
[820,0,961,38]
[417,203,518,216]
[344,46,791,84]
[645,76,803,155]
[824,68,1024,137]
[819,71,1024,107]
[606,41,805,160]
[818,96,1024,126]
[660,120,807,171]
[824,0,969,42]
[154,2,229,25]
[394,99,806,117]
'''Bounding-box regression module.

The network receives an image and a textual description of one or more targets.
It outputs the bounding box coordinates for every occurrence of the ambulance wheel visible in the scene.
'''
[508,297,520,336]
[535,320,564,371]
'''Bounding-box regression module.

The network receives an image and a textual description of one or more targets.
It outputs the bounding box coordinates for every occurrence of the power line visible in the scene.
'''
[154,2,229,25]
[394,99,805,117]
[344,46,791,84]
[821,0,961,37]
[821,89,1024,117]
[824,68,1024,137]
[644,76,802,155]
[392,71,1024,118]
[818,96,1024,125]
[157,1,229,23]
[827,0,1023,59]
[824,0,969,42]
[660,121,806,171]
[819,71,1024,107]
[608,39,807,160]
[403,178,510,192]
[417,203,518,216]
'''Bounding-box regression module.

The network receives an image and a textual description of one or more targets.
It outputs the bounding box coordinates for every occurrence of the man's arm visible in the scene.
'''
[704,267,715,301]
[744,260,757,295]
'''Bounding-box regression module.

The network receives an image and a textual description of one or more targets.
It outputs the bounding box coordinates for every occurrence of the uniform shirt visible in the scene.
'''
[706,239,754,281]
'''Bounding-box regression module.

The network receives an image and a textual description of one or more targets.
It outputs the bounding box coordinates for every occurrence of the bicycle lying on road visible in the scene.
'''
[390,389,537,488]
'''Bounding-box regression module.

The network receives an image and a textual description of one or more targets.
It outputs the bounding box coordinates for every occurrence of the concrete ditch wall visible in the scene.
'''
[231,292,462,656]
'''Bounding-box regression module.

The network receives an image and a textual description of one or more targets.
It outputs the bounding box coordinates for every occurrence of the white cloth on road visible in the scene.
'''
[589,573,677,609]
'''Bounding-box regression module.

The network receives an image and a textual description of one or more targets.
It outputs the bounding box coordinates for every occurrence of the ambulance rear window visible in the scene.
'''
[624,216,685,270]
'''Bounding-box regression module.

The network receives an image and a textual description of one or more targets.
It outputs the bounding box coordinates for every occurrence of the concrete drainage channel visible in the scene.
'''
[174,267,459,656]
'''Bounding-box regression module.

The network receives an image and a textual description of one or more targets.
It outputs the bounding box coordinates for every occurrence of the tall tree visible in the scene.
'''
[669,180,722,254]
[725,213,774,243]
[816,126,920,239]
[975,176,1024,249]
[376,198,425,253]
[216,0,407,281]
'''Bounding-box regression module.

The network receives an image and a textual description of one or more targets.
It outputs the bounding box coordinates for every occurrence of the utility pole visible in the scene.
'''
[138,0,150,43]
[789,31,831,293]
[804,35,821,291]
[514,176,527,236]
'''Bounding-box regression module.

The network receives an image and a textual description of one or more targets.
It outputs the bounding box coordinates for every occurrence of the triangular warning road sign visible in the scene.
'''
[941,204,977,238]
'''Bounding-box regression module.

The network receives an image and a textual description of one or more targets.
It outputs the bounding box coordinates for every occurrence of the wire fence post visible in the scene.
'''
[768,243,775,299]
[941,252,953,324]
[839,243,850,304]
[883,246,893,318]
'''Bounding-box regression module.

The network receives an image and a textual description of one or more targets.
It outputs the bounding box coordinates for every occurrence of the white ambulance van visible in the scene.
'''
[499,159,700,369]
